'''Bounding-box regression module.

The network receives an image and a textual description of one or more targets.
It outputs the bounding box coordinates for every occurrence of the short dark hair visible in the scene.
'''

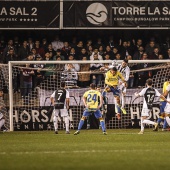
[123,59,128,63]
[61,82,66,88]
[146,79,152,86]
[90,83,96,89]
[110,67,117,71]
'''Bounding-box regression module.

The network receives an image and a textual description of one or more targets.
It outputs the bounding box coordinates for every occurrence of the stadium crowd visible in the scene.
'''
[0,32,170,89]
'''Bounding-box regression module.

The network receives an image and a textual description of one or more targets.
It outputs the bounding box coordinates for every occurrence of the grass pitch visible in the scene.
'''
[0,129,170,170]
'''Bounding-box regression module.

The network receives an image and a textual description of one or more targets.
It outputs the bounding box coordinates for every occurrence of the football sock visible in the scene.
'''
[100,120,106,132]
[121,94,125,108]
[64,116,69,132]
[141,118,144,131]
[53,116,58,131]
[78,119,84,131]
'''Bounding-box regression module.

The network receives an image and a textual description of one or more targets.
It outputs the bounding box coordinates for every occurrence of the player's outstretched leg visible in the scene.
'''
[74,116,86,135]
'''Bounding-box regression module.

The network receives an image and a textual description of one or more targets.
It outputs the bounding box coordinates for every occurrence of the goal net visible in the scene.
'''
[0,60,169,131]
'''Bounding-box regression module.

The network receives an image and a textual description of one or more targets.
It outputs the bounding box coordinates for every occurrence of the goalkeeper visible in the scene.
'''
[102,67,127,119]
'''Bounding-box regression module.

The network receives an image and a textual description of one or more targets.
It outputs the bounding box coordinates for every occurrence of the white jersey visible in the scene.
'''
[51,89,69,109]
[117,64,130,81]
[139,87,161,109]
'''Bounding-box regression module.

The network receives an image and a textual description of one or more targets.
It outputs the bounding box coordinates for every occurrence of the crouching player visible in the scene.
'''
[74,83,107,135]
[102,67,127,120]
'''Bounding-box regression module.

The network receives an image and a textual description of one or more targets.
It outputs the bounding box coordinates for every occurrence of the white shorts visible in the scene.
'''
[54,109,68,117]
[164,103,170,114]
[141,108,151,117]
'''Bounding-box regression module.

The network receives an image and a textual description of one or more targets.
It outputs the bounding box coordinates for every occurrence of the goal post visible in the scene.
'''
[6,60,170,131]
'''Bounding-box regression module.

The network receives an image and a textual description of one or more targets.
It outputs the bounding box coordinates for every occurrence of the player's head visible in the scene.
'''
[122,59,128,68]
[90,83,96,90]
[146,79,153,86]
[96,85,101,92]
[110,67,117,75]
[60,81,66,88]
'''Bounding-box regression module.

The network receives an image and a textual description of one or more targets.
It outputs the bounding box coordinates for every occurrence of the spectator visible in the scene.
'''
[95,38,105,49]
[27,38,34,52]
[18,40,30,60]
[112,47,119,60]
[90,48,103,60]
[21,64,34,104]
[137,53,152,87]
[32,55,44,88]
[164,48,170,59]
[4,48,17,64]
[75,41,84,57]
[133,38,143,52]
[61,41,71,59]
[115,53,121,60]
[98,45,105,58]
[3,40,17,60]
[133,46,145,60]
[104,45,113,59]
[69,47,77,60]
[119,40,131,59]
[107,35,118,49]
[150,47,160,59]
[46,43,55,56]
[90,53,103,86]
[53,49,65,60]
[64,55,80,72]
[34,40,45,59]
[69,36,77,48]
[86,45,93,57]
[51,35,64,51]
[78,48,88,60]
[41,38,48,52]
[78,56,90,87]
[145,40,159,56]
[13,36,20,53]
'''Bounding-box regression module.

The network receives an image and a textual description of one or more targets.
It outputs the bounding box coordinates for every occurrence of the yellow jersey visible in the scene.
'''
[105,70,125,86]
[83,89,101,110]
[160,81,170,101]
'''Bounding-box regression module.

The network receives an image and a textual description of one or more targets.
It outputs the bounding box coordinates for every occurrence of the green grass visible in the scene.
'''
[1,129,170,170]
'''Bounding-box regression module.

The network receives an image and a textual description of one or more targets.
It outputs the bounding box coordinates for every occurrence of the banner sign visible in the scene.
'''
[0,1,60,28]
[63,1,170,27]
[12,104,161,131]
